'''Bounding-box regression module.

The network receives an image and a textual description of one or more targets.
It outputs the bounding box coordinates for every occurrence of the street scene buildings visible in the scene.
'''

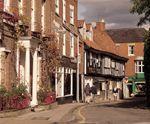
[107,28,146,98]
[0,0,147,112]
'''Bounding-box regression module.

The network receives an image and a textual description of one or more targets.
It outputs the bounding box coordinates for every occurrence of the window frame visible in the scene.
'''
[104,57,111,68]
[70,5,74,25]
[135,60,144,73]
[18,0,23,15]
[62,0,66,22]
[70,33,74,57]
[55,0,59,15]
[111,61,116,69]
[62,32,66,56]
[4,0,9,12]
[128,44,135,56]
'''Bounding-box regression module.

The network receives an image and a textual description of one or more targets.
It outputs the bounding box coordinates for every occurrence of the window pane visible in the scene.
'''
[128,45,134,55]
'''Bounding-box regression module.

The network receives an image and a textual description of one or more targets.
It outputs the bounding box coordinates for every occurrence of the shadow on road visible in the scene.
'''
[97,97,149,109]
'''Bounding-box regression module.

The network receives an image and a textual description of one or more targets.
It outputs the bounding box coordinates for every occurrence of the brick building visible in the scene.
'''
[0,3,16,90]
[47,0,79,103]
[78,19,128,100]
[1,0,81,104]
[0,0,43,106]
[107,28,146,97]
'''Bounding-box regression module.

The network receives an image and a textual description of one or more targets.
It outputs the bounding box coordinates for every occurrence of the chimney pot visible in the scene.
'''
[96,18,105,31]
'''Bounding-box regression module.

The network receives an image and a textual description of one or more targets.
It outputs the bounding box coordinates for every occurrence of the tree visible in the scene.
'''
[143,31,150,107]
[131,0,150,107]
[130,0,150,26]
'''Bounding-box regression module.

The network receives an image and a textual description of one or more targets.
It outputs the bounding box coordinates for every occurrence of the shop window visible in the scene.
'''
[64,73,71,95]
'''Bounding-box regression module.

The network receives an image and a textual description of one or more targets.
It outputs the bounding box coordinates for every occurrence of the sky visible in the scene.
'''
[78,0,144,29]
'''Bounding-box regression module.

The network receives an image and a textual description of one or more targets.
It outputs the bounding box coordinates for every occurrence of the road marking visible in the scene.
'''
[78,105,86,123]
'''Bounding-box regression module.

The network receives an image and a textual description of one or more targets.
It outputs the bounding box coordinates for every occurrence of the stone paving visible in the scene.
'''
[0,97,149,124]
[0,103,84,124]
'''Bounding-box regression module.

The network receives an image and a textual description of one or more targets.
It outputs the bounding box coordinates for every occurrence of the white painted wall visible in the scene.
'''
[20,51,25,84]
[0,51,5,85]
[84,77,93,87]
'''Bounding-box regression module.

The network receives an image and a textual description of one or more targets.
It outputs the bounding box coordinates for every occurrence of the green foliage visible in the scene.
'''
[0,85,7,96]
[37,83,51,104]
[40,36,60,85]
[11,83,28,96]
[130,0,150,26]
[131,0,150,107]
[143,29,150,107]
[144,30,150,79]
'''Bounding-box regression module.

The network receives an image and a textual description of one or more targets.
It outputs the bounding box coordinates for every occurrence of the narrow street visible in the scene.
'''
[69,98,150,124]
[61,98,150,124]
[0,98,149,124]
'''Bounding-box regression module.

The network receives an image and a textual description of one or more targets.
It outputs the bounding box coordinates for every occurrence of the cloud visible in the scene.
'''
[78,0,139,29]
[141,24,150,30]
[106,23,119,29]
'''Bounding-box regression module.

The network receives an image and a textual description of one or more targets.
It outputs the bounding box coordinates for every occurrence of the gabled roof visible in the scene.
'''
[77,20,85,28]
[84,40,101,51]
[93,27,117,55]
[84,40,128,62]
[107,28,146,43]
[83,22,128,61]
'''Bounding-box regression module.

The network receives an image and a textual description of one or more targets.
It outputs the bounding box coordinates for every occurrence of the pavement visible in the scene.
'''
[0,102,84,124]
[0,97,149,124]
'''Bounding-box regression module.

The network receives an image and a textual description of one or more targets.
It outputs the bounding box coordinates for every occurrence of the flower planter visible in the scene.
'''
[10,95,30,110]
[43,92,56,105]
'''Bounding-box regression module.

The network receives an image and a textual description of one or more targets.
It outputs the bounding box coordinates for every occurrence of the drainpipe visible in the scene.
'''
[76,36,80,102]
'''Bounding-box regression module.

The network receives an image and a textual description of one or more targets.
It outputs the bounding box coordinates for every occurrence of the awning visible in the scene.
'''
[134,73,145,82]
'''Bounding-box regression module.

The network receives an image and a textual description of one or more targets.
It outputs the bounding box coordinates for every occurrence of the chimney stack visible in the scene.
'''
[96,18,105,31]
